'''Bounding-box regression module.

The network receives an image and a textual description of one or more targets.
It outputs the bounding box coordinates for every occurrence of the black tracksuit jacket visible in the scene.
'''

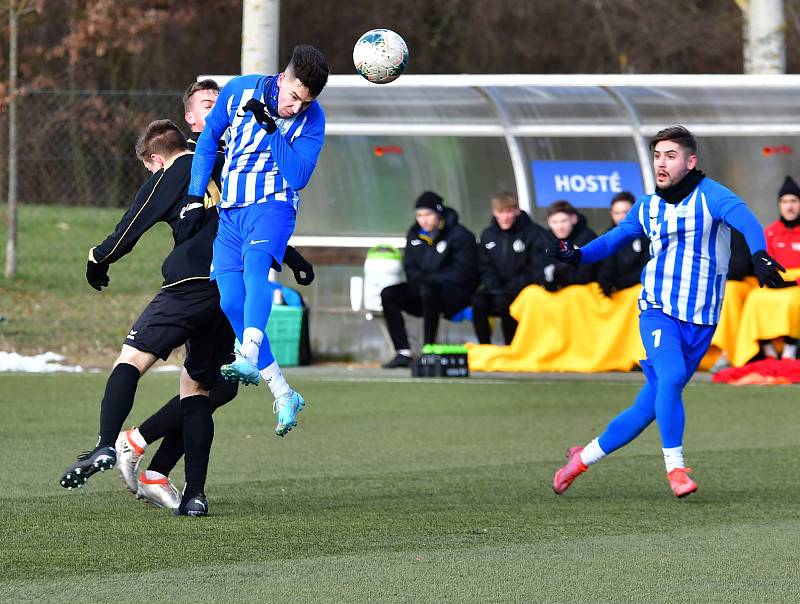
[403,206,479,293]
[477,210,549,297]
[90,137,224,289]
[596,224,649,293]
[540,214,598,290]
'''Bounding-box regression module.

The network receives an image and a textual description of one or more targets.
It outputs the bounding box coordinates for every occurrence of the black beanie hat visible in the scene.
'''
[414,191,444,214]
[778,176,800,199]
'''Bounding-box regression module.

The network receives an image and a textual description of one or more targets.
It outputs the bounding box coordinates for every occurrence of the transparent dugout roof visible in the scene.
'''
[617,86,800,125]
[203,74,800,132]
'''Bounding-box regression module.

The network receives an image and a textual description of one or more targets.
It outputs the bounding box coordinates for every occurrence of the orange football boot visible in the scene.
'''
[667,467,697,498]
[553,446,588,494]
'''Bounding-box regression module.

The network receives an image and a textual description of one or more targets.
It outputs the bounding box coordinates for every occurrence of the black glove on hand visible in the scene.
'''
[752,250,786,288]
[86,260,110,291]
[283,245,315,286]
[239,98,277,134]
[545,239,582,265]
[174,194,206,244]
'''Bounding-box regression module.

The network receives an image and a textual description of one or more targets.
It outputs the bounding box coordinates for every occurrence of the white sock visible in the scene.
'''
[662,446,685,472]
[580,438,606,466]
[129,427,148,449]
[397,349,412,358]
[260,361,291,399]
[762,342,778,359]
[240,327,264,365]
[782,343,797,359]
[143,469,166,481]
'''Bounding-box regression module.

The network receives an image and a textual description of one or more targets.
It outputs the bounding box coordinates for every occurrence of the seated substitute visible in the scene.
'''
[381,191,478,368]
[596,192,649,297]
[472,191,548,344]
[755,175,800,360]
[540,200,597,291]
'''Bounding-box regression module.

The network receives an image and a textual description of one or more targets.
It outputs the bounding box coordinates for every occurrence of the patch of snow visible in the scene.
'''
[0,351,84,373]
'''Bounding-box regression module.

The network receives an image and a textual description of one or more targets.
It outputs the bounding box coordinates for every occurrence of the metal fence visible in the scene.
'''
[0,89,187,207]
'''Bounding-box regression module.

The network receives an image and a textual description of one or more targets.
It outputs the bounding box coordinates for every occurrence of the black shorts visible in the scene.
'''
[124,282,235,388]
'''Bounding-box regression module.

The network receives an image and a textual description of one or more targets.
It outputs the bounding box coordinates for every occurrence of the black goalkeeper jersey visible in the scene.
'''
[89,145,224,289]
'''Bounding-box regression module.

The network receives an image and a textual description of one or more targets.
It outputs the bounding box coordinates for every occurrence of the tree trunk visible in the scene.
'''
[241,0,280,74]
[5,2,19,278]
[739,0,786,74]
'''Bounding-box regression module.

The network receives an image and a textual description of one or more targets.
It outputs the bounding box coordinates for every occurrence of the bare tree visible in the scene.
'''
[241,0,280,74]
[5,0,39,278]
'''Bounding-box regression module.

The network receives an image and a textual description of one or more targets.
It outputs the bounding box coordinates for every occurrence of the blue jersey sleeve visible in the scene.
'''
[580,199,646,263]
[188,80,236,197]
[704,181,766,253]
[266,103,325,191]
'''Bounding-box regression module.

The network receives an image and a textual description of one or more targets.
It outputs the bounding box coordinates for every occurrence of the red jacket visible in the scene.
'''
[765,219,800,270]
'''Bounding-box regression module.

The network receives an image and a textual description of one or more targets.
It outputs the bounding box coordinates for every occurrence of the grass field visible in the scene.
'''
[0,204,173,367]
[1,371,798,602]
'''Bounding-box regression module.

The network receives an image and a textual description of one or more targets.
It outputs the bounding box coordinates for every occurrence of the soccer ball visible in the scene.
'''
[353,29,409,84]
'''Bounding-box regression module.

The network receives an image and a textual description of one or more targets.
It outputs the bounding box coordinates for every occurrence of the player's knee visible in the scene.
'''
[381,284,401,306]
[115,345,155,374]
[210,378,238,409]
[419,284,440,303]
[180,368,209,398]
[219,292,244,321]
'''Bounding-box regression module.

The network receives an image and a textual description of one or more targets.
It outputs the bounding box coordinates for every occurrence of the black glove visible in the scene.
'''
[751,250,786,288]
[283,245,315,286]
[545,239,582,265]
[239,98,277,134]
[174,194,206,244]
[86,260,110,291]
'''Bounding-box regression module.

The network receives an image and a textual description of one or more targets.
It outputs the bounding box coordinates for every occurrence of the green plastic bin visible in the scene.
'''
[266,305,303,367]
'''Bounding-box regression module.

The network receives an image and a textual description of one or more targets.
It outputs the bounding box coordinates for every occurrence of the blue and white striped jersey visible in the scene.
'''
[188,74,325,211]
[582,176,766,325]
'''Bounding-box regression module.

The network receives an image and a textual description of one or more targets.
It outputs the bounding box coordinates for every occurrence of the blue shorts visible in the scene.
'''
[212,202,296,277]
[639,308,716,380]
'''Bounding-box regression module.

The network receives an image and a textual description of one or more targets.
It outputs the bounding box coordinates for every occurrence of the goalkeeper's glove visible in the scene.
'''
[86,259,110,291]
[238,98,277,134]
[545,239,582,265]
[751,250,786,288]
[283,245,315,286]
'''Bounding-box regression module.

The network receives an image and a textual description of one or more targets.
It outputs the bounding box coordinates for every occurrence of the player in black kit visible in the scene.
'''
[58,119,312,517]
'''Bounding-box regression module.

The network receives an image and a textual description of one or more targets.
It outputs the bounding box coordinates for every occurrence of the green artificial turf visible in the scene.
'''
[1,373,798,602]
[0,204,172,366]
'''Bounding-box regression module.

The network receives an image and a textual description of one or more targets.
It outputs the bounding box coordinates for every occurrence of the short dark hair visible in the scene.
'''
[649,125,697,154]
[285,44,329,97]
[135,119,188,161]
[547,200,577,218]
[610,191,635,206]
[183,79,219,111]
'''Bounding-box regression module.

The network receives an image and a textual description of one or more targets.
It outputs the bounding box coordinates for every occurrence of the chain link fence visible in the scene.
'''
[0,89,188,207]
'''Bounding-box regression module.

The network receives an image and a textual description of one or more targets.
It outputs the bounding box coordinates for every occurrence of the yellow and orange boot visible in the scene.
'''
[667,467,697,498]
[553,446,588,495]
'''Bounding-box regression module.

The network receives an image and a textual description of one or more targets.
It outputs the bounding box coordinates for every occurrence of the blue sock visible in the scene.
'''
[652,349,687,449]
[215,271,246,342]
[598,381,656,454]
[243,250,272,337]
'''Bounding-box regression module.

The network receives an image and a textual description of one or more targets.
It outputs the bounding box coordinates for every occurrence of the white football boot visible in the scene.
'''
[115,429,145,493]
[136,472,181,510]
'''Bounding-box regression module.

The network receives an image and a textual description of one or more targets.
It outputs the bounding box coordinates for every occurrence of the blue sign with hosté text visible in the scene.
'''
[531,160,644,208]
